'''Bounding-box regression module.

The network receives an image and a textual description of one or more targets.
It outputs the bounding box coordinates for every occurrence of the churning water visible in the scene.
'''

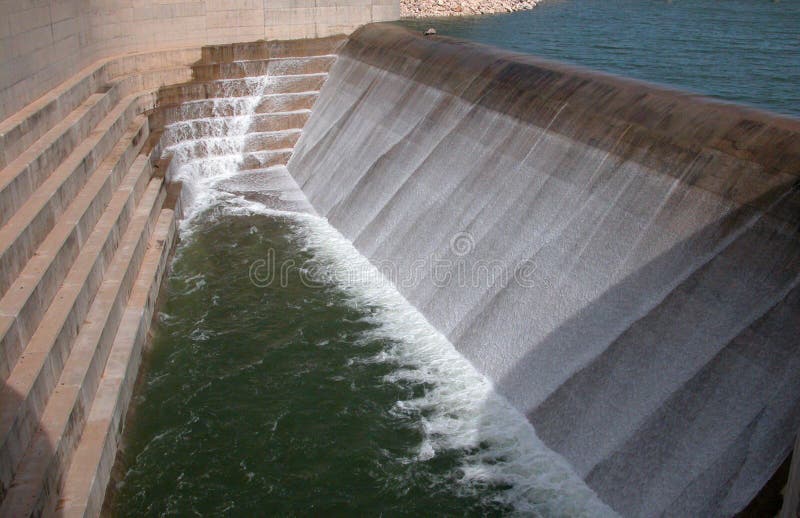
[399,0,800,117]
[105,72,615,515]
[107,209,616,516]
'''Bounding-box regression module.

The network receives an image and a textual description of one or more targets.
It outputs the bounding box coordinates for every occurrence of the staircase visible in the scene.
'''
[0,35,343,517]
[152,36,344,217]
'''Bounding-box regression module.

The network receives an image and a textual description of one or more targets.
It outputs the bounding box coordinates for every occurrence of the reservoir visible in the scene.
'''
[400,0,800,117]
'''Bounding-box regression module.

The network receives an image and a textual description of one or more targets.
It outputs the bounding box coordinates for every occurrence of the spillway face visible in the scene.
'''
[289,23,800,516]
[101,36,622,517]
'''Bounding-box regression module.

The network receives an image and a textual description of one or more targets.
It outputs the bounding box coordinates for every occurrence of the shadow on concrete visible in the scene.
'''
[488,179,800,516]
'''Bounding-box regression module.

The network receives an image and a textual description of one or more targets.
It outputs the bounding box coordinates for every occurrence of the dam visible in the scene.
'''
[0,1,799,515]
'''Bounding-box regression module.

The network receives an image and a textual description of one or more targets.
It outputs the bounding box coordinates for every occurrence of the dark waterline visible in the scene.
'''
[398,0,800,117]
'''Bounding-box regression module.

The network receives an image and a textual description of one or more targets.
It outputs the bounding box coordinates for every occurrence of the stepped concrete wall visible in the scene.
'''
[0,35,343,516]
[289,23,800,516]
[0,0,397,122]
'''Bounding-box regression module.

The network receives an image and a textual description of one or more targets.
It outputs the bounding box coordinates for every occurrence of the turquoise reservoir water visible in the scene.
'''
[399,0,800,117]
[107,207,613,516]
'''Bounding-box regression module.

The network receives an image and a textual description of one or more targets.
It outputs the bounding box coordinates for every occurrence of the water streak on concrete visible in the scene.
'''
[289,23,800,517]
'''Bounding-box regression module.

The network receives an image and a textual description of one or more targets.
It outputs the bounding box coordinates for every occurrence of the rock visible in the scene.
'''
[424,28,437,36]
[403,0,538,18]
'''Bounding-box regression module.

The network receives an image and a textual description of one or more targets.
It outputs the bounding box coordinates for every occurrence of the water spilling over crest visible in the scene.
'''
[109,70,617,515]
[287,24,800,517]
[163,75,278,221]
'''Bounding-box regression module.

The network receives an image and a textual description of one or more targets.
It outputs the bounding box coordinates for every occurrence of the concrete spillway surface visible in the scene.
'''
[287,24,800,517]
[107,24,800,517]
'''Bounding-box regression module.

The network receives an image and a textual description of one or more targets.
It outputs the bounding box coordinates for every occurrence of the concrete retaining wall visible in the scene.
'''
[0,0,398,122]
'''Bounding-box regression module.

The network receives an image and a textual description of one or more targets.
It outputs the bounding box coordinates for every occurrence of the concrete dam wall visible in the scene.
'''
[0,0,398,122]
[1,18,799,516]
[289,23,800,516]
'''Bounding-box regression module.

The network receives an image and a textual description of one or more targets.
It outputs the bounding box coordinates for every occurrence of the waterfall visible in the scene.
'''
[162,75,276,223]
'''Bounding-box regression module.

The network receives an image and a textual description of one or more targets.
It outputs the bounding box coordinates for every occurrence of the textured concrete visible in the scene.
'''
[0,33,340,516]
[54,208,177,518]
[0,1,395,121]
[289,23,800,517]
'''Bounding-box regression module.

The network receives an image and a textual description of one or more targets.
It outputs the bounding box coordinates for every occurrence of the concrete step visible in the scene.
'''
[216,165,317,215]
[0,164,161,501]
[0,176,165,518]
[0,117,149,382]
[165,149,294,179]
[50,208,177,518]
[240,149,294,170]
[154,73,327,106]
[191,55,337,81]
[165,129,302,163]
[0,64,107,170]
[199,35,346,63]
[161,111,310,145]
[0,109,148,299]
[0,87,120,227]
[153,92,319,127]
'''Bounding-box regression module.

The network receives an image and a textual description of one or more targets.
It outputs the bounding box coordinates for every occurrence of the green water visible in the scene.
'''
[106,204,615,516]
[107,212,511,515]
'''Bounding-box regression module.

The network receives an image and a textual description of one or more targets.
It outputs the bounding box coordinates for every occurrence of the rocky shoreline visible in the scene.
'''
[401,0,541,17]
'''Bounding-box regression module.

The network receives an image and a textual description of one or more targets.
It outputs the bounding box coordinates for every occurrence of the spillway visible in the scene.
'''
[287,23,800,516]
[1,19,798,517]
[111,42,616,515]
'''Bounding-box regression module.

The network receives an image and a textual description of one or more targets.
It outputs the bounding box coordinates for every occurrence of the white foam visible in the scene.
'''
[162,75,277,224]
[234,205,617,516]
[160,68,615,516]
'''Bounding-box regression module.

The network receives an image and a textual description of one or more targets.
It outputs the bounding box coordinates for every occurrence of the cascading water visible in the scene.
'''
[287,24,800,517]
[109,60,619,515]
[162,74,277,222]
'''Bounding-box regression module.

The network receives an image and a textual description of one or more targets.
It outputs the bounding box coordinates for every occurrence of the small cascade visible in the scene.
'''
[160,56,325,222]
[163,75,275,220]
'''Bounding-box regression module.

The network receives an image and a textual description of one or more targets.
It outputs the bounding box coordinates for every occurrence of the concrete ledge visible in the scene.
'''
[0,116,149,384]
[53,208,177,518]
[153,73,328,106]
[152,92,319,126]
[1,48,201,169]
[0,169,160,500]
[0,97,147,299]
[0,174,164,517]
[200,35,346,62]
[192,55,336,81]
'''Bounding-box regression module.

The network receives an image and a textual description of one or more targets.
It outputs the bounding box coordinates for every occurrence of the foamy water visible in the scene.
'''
[147,68,617,516]
[162,74,277,222]
[279,209,617,516]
